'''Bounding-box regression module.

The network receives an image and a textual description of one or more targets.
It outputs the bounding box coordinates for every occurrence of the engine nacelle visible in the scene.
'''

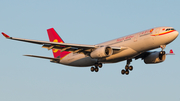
[144,51,166,64]
[90,46,113,59]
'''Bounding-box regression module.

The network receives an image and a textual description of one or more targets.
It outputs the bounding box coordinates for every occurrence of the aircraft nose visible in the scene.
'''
[175,31,179,38]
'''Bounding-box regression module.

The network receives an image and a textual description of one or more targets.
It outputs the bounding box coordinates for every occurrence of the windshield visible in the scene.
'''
[166,28,175,31]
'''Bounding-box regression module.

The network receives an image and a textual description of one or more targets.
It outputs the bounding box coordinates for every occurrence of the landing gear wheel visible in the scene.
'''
[122,59,133,75]
[125,65,129,70]
[125,70,129,75]
[98,63,102,68]
[91,67,95,72]
[129,66,133,71]
[121,69,125,75]
[95,64,98,67]
[160,51,165,55]
[95,67,99,72]
[162,51,165,55]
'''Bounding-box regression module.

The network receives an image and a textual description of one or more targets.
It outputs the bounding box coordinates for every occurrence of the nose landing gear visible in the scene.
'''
[160,45,166,55]
[121,59,133,75]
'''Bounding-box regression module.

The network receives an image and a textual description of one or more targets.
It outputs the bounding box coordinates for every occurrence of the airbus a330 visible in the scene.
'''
[2,26,178,75]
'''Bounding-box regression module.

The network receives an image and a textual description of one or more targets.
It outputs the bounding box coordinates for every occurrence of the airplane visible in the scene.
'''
[1,26,179,75]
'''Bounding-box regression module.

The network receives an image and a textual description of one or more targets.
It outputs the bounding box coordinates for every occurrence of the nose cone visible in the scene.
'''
[174,31,179,39]
[167,30,179,43]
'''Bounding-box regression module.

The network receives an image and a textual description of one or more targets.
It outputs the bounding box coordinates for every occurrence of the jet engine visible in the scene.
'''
[90,46,113,59]
[144,51,166,64]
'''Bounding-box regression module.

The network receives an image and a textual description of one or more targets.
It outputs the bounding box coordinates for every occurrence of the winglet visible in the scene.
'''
[2,32,10,38]
[166,49,175,55]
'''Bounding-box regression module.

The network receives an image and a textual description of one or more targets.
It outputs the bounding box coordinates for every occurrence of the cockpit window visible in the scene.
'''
[166,28,175,31]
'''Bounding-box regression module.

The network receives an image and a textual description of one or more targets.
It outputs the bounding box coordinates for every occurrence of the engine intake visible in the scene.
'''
[144,51,166,64]
[90,46,113,59]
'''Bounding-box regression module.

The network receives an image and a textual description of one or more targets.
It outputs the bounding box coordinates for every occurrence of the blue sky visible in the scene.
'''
[0,0,180,101]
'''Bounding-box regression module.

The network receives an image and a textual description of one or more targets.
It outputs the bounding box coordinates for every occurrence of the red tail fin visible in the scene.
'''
[166,49,175,55]
[169,49,174,54]
[47,28,70,58]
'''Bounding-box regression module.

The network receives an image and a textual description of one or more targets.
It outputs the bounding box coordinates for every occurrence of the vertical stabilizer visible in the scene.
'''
[47,28,70,58]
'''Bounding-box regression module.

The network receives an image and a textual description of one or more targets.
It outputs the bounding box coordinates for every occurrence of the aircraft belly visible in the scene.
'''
[60,53,97,67]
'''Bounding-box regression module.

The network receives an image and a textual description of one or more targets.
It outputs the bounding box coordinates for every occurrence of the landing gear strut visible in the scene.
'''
[121,59,133,75]
[160,45,166,55]
[91,63,102,72]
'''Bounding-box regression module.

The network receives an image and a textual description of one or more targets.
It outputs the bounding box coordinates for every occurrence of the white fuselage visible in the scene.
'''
[59,27,179,67]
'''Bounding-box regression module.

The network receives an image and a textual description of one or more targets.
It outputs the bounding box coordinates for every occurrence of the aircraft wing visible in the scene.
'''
[2,32,122,53]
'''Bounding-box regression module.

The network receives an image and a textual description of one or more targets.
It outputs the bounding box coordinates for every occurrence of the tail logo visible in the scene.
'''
[52,39,63,53]
[53,39,59,53]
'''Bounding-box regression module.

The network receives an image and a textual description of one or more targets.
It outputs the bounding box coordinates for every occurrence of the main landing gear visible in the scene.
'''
[91,63,102,72]
[121,59,133,75]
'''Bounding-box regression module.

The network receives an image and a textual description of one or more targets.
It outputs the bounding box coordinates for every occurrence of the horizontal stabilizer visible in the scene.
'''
[24,55,60,60]
[166,49,175,55]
